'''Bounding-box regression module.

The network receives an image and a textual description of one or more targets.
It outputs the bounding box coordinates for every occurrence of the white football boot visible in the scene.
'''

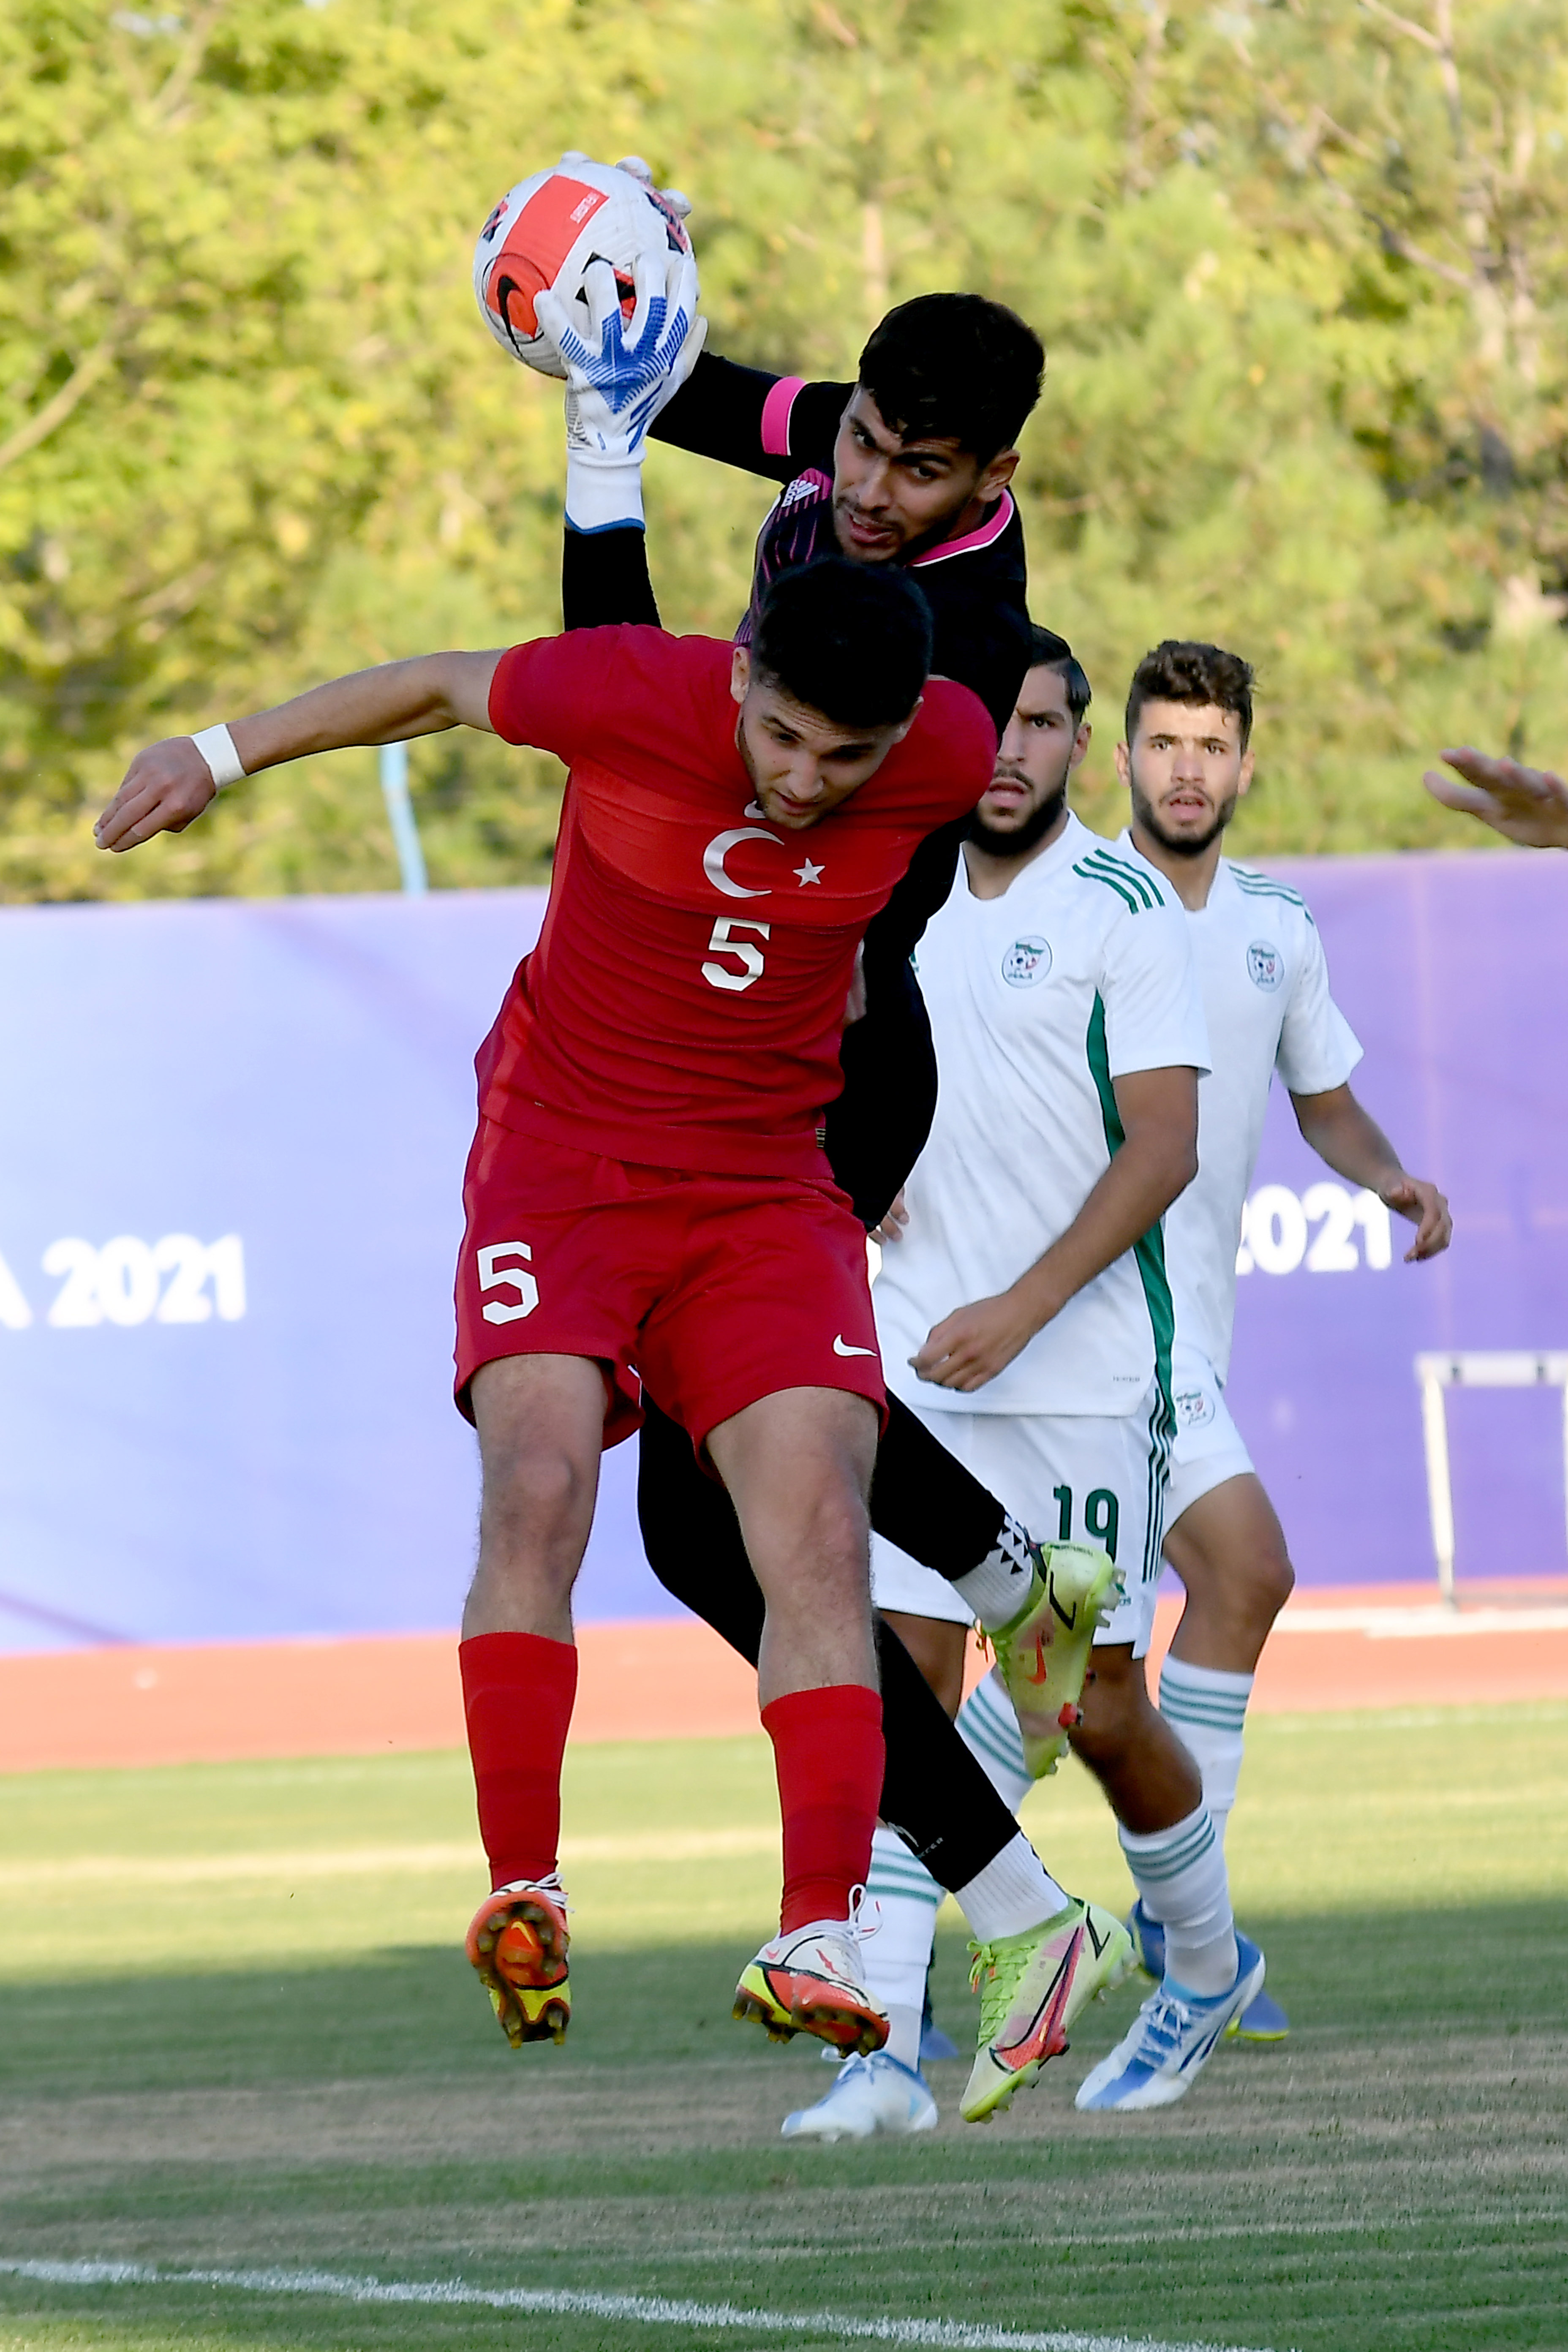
[732,1914,889,2056]
[781,2049,938,2141]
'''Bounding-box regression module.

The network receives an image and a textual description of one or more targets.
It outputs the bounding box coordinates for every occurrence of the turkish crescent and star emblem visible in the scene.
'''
[702,801,825,897]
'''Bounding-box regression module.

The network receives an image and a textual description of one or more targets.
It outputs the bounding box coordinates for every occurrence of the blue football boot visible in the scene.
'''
[1075,1934,1266,2111]
[1126,1897,1287,2041]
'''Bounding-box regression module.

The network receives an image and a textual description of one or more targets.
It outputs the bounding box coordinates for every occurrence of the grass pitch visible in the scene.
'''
[0,1704,1565,2352]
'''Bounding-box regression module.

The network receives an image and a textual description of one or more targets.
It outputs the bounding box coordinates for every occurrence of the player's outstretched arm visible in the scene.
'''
[1422,748,1568,848]
[911,1064,1199,1393]
[94,652,503,854]
[1289,1082,1451,1261]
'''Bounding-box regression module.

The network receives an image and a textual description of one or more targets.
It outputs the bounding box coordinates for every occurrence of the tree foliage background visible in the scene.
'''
[3,0,1566,899]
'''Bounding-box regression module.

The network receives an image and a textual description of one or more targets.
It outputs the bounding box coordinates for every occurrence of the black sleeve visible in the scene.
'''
[930,598,1032,745]
[822,954,939,1230]
[651,351,849,483]
[863,818,967,977]
[820,818,968,1224]
[561,525,660,632]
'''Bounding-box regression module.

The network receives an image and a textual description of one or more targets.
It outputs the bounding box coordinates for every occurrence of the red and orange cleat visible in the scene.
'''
[465,1874,571,2048]
[733,1915,889,2057]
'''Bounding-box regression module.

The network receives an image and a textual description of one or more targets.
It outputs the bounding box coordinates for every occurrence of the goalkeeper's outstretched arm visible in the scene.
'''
[561,525,660,631]
[651,353,852,484]
[94,652,502,854]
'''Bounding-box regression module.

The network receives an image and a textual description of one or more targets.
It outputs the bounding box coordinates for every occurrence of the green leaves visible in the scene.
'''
[3,0,1565,898]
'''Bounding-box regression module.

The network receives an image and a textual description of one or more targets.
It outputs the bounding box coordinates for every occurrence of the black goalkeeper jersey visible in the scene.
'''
[558,346,1035,1223]
[651,354,1032,747]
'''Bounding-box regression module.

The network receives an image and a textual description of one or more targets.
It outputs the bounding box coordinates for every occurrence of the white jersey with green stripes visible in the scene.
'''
[1116,837,1363,1383]
[873,810,1209,1420]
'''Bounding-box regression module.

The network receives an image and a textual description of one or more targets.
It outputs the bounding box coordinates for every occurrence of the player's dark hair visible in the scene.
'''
[1125,640,1255,749]
[857,294,1045,463]
[1028,623,1092,725]
[751,557,932,728]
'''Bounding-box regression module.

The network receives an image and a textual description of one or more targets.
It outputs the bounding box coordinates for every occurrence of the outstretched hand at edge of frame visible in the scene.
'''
[1422,748,1568,849]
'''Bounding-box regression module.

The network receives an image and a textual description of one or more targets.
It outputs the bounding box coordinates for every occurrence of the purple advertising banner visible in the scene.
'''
[0,889,570,1654]
[1226,851,1568,1594]
[0,849,1563,1655]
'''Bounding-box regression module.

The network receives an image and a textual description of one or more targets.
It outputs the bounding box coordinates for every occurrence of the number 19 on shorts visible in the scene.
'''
[1051,1482,1120,1560]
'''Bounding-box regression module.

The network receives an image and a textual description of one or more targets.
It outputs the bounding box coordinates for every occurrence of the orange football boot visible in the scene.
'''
[465,1874,571,2047]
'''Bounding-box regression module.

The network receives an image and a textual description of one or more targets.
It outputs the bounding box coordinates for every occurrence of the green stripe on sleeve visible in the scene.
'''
[1080,848,1164,909]
[1073,859,1142,915]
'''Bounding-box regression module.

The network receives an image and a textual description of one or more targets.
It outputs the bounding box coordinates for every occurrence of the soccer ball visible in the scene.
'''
[473,155,692,377]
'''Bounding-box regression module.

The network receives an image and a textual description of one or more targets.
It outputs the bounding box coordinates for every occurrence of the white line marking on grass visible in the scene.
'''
[0,2257,1276,2352]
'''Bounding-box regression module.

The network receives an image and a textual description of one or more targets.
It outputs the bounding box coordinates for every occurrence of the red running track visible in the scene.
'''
[2,1583,1565,1774]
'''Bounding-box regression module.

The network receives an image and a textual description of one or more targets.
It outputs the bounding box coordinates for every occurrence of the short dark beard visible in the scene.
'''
[1129,779,1236,859]
[968,781,1068,861]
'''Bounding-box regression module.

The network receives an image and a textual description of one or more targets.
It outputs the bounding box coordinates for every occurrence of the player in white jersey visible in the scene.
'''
[1105,640,1450,2044]
[784,630,1268,2140]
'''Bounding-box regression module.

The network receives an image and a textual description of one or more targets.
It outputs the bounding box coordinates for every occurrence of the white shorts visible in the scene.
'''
[1163,1343,1255,1531]
[870,1383,1173,1660]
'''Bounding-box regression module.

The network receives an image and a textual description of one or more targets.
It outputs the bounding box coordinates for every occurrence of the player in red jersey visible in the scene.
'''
[94,556,995,2059]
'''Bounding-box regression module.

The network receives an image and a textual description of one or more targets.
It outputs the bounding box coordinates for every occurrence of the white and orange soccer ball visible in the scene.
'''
[473,154,692,377]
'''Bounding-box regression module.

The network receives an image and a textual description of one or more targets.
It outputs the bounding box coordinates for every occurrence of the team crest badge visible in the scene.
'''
[1247,941,1284,992]
[1173,1384,1217,1432]
[1002,936,1052,987]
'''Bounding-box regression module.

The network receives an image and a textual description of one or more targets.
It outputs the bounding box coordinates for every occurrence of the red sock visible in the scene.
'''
[459,1631,577,1891]
[761,1684,885,1934]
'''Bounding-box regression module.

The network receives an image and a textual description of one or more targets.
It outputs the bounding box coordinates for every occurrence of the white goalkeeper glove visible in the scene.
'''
[535,201,705,533]
[610,153,694,224]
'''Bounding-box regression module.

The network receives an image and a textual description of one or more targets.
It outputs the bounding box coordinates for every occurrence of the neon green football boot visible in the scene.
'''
[991,1541,1124,1777]
[961,1898,1134,2123]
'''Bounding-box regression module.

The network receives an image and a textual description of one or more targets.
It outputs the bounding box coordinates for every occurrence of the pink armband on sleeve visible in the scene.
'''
[760,376,807,458]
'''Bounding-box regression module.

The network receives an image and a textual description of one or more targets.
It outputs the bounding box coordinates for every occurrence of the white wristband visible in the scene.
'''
[191,723,246,789]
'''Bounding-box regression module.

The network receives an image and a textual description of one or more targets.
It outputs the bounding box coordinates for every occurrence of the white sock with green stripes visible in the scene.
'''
[1157,1658,1254,1849]
[863,1824,940,2070]
[956,1665,1033,1813]
[1119,1806,1237,1996]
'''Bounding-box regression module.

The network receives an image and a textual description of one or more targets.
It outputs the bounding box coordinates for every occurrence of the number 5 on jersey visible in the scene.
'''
[478,1241,538,1323]
[702,917,770,994]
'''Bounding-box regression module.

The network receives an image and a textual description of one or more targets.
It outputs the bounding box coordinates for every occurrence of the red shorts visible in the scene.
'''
[453,1121,885,1451]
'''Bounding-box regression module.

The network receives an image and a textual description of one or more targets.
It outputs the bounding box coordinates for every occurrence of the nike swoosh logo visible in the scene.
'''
[833,1335,877,1358]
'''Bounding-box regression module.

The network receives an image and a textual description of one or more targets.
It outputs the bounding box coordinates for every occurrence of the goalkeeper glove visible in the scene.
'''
[535,236,705,533]
[612,153,694,227]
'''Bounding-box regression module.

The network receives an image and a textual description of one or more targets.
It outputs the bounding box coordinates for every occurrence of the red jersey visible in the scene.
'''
[479,626,994,1177]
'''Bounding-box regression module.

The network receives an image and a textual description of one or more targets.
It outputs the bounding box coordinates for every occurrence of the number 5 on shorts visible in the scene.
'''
[478,1241,538,1324]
